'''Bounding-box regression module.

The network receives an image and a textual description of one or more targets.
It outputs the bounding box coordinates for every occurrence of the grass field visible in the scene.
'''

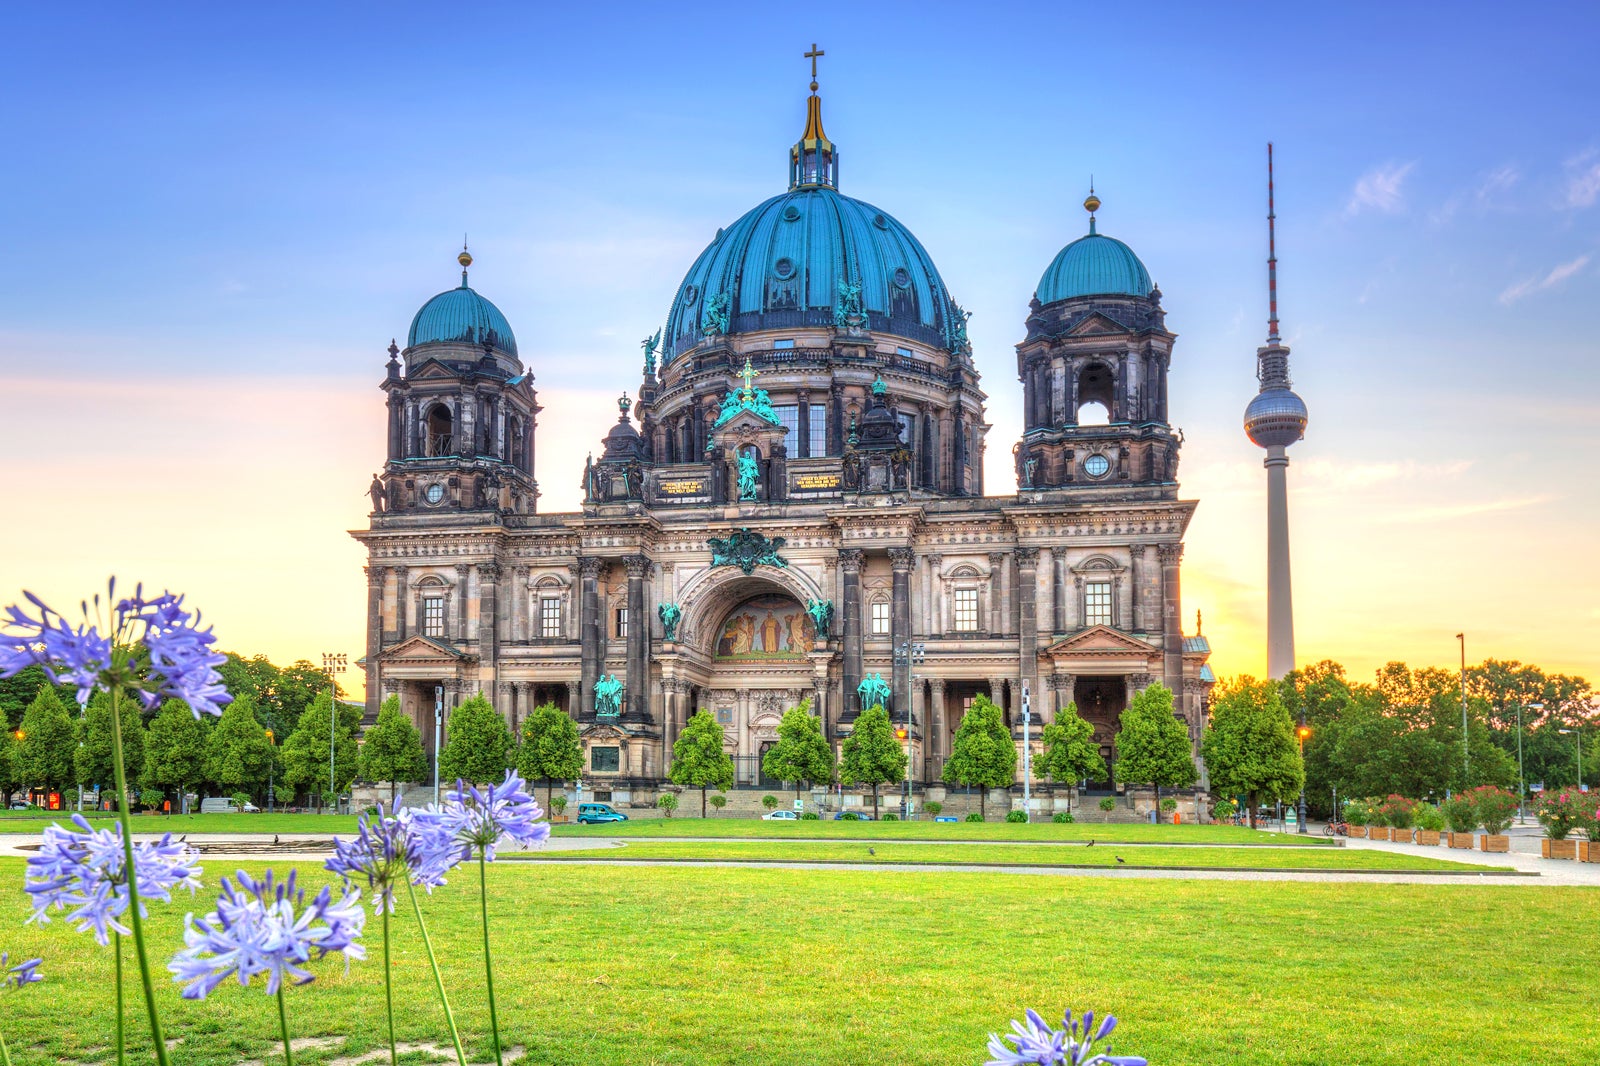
[553,818,1331,846]
[1,857,1593,1066]
[522,839,1498,872]
[0,812,362,835]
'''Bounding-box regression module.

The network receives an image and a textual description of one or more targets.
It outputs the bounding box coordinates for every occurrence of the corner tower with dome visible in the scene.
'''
[352,57,1212,814]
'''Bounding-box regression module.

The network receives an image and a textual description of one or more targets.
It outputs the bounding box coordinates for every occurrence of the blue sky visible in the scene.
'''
[2,2,1596,685]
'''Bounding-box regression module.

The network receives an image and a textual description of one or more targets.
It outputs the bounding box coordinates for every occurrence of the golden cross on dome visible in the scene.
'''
[739,356,757,400]
[804,42,825,91]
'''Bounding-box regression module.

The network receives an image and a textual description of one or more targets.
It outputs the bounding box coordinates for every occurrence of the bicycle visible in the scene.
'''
[1321,820,1349,837]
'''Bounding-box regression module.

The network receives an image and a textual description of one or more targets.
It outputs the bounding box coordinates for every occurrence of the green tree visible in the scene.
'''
[437,693,513,787]
[760,698,836,801]
[0,726,20,806]
[0,664,74,733]
[1202,677,1304,828]
[360,696,429,804]
[669,709,735,817]
[839,705,908,820]
[280,691,360,812]
[75,691,146,794]
[942,695,1016,819]
[205,696,275,800]
[1037,702,1106,791]
[1114,683,1196,810]
[709,793,727,814]
[515,703,583,808]
[17,686,78,795]
[142,699,210,811]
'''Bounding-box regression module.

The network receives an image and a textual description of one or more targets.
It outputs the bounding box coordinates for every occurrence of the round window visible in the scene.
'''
[782,204,801,222]
[682,284,699,306]
[1084,454,1111,479]
[425,483,445,504]
[892,267,911,289]
[873,213,889,229]
[774,257,795,279]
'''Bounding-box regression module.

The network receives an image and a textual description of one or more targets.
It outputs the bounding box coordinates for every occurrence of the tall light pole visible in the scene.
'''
[1455,633,1469,784]
[322,652,347,814]
[1559,727,1583,790]
[433,683,444,806]
[894,723,911,819]
[266,728,276,813]
[1296,725,1310,834]
[1243,144,1308,681]
[893,639,925,811]
[1519,701,1543,822]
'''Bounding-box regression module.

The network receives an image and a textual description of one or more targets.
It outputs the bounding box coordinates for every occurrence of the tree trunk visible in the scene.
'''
[1155,783,1161,822]
[872,783,880,820]
[1248,791,1258,829]
[701,787,708,818]
[546,778,554,812]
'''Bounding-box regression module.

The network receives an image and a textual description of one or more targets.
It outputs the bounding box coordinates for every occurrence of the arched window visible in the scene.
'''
[1076,362,1115,424]
[426,404,454,456]
[1077,401,1110,426]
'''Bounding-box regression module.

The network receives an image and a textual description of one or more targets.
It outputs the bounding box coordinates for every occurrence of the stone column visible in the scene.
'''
[624,555,651,721]
[839,549,864,718]
[926,555,942,636]
[988,678,1006,724]
[662,679,686,774]
[928,679,946,762]
[392,566,408,641]
[1052,550,1068,635]
[889,548,914,721]
[364,566,384,718]
[477,562,500,672]
[1158,543,1184,694]
[999,552,1013,635]
[513,566,529,642]
[454,564,471,643]
[987,552,1005,634]
[1130,546,1146,632]
[579,557,603,715]
[1055,672,1076,717]
[910,679,926,783]
[1015,547,1039,723]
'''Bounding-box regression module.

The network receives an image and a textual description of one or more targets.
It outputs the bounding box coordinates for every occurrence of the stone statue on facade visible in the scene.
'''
[368,474,387,513]
[594,674,624,717]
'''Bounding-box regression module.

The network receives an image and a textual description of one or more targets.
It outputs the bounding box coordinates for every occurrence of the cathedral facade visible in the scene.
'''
[353,78,1213,802]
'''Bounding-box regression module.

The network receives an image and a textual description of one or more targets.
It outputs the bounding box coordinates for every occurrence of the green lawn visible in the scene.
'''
[0,812,361,836]
[2,858,1592,1066]
[554,817,1332,846]
[523,839,1499,872]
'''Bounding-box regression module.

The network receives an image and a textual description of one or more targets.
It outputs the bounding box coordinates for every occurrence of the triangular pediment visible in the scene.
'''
[717,408,784,433]
[407,358,462,381]
[1045,625,1160,656]
[1067,311,1130,337]
[379,635,471,662]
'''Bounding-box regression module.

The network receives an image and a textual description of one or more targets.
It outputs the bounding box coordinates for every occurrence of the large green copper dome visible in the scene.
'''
[407,259,518,357]
[1037,231,1152,304]
[661,91,959,361]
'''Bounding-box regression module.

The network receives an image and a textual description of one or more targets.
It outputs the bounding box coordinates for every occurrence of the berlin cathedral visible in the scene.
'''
[354,62,1214,803]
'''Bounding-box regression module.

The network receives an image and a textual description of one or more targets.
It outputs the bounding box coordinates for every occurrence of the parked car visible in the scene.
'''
[8,801,30,811]
[833,812,873,820]
[761,809,799,821]
[576,802,628,824]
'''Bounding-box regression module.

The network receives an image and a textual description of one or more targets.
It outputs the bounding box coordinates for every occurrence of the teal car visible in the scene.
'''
[576,803,628,824]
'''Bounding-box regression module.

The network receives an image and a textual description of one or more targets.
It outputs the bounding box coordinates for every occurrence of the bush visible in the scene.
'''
[656,793,678,818]
[1343,798,1374,827]
[1052,811,1074,824]
[762,794,779,810]
[231,791,252,811]
[1413,802,1446,832]
[1005,809,1027,823]
[840,811,861,821]
[1535,790,1589,840]
[1213,798,1237,821]
[1470,785,1518,834]
[550,794,568,815]
[1378,794,1417,829]
[965,812,985,822]
[708,794,727,813]
[1098,797,1116,812]
[923,801,943,816]
[139,788,166,811]
[881,812,899,821]
[800,811,820,820]
[1159,797,1177,813]
[1440,793,1476,834]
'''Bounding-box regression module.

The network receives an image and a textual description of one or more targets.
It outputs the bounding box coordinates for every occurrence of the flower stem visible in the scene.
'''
[382,907,396,1066]
[479,853,503,1066]
[0,1023,11,1066]
[109,684,171,1066]
[275,985,294,1066]
[404,876,466,1066]
[115,933,126,1066]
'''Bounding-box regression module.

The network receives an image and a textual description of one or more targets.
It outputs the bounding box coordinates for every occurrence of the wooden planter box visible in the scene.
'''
[1448,832,1476,848]
[1416,830,1442,846]
[1479,834,1510,853]
[1347,825,1367,838]
[1391,828,1415,844]
[1542,839,1578,860]
[1579,840,1600,863]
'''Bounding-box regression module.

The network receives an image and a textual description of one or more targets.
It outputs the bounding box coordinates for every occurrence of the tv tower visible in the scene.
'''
[1243,144,1309,680]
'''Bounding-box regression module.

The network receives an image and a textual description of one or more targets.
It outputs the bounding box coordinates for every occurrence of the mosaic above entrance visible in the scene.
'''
[715,594,816,660]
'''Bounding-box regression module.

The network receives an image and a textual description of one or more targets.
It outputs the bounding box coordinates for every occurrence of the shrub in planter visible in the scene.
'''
[1212,798,1237,821]
[1052,811,1075,824]
[1536,790,1587,840]
[1379,794,1417,830]
[1412,801,1446,844]
[923,801,943,816]
[1441,793,1477,835]
[1005,809,1027,823]
[965,812,985,822]
[1098,798,1117,812]
[1470,785,1518,834]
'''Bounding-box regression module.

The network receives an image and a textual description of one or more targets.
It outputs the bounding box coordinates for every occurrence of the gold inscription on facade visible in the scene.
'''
[793,474,842,490]
[659,480,706,495]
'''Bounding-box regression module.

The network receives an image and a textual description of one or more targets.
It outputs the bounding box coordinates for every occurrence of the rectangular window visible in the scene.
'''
[1085,581,1112,627]
[774,404,799,448]
[953,588,979,632]
[773,338,795,349]
[615,607,628,639]
[896,412,916,445]
[808,408,828,457]
[870,601,891,635]
[590,746,620,773]
[422,597,445,638]
[896,346,913,358]
[540,597,562,638]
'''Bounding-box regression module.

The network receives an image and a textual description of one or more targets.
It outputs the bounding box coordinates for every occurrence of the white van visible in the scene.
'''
[200,797,259,814]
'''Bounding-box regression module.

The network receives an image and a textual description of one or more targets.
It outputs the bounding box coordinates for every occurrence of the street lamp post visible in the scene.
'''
[322,652,347,814]
[266,729,276,813]
[1455,633,1469,783]
[433,684,444,806]
[1296,725,1310,834]
[892,640,925,817]
[1559,727,1583,790]
[1519,701,1543,823]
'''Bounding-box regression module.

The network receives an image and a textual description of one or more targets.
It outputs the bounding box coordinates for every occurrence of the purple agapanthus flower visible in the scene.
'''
[0,581,230,717]
[986,1009,1147,1066]
[25,814,203,946]
[168,869,366,1000]
[436,771,550,861]
[326,803,423,912]
[1,952,43,991]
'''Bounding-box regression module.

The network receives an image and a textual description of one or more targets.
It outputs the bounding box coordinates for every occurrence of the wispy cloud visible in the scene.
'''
[1498,254,1591,304]
[1430,164,1520,225]
[1346,161,1416,217]
[1566,149,1600,208]
[1372,494,1559,525]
